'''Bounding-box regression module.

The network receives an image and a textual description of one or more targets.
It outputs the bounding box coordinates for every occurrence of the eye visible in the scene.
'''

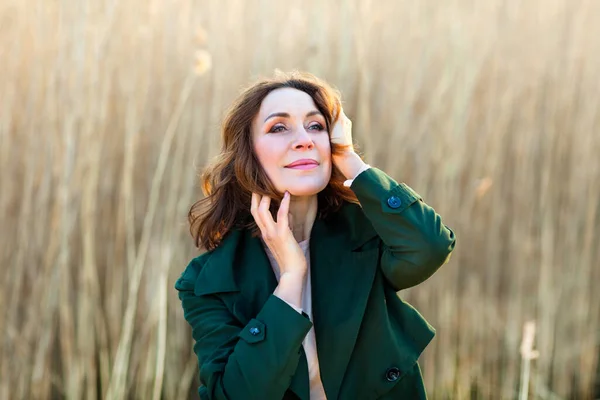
[308,123,325,131]
[269,124,286,133]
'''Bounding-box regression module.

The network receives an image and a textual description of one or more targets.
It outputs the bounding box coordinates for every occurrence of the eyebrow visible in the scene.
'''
[264,110,323,123]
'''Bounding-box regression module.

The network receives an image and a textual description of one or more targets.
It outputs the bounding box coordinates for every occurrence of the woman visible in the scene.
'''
[175,71,456,400]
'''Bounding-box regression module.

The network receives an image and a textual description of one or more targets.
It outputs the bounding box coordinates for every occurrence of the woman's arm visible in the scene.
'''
[175,259,312,400]
[348,164,456,291]
[330,111,455,291]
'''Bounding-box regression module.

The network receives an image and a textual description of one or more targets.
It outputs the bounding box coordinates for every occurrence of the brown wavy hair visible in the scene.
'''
[189,70,361,251]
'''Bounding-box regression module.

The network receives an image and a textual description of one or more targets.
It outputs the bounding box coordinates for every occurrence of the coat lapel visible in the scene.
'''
[309,204,379,400]
[195,228,312,399]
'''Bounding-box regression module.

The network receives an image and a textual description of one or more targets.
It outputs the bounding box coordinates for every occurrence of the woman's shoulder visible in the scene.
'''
[174,228,244,294]
[333,200,371,229]
[174,253,211,291]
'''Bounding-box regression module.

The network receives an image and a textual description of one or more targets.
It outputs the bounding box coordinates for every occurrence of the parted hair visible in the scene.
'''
[189,70,360,251]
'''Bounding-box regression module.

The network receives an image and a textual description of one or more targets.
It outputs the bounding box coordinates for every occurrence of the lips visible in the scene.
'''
[285,159,319,168]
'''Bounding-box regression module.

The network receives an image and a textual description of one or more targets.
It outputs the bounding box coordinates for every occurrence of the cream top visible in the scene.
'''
[262,239,327,400]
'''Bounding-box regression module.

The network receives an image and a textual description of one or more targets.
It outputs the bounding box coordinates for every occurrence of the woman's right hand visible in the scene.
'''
[251,191,307,278]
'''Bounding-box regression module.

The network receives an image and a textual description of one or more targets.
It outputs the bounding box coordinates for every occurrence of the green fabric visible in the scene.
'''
[175,167,456,400]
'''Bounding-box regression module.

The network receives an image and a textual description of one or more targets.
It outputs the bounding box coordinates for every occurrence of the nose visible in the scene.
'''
[292,127,314,150]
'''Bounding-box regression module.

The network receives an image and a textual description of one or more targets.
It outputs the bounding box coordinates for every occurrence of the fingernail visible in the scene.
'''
[284,191,289,198]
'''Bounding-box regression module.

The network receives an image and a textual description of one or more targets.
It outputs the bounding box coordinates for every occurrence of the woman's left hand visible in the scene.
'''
[330,108,354,153]
[330,108,368,179]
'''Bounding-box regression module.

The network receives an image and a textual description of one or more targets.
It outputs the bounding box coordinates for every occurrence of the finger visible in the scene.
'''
[258,195,276,235]
[251,193,266,233]
[277,191,290,231]
[250,192,258,216]
[288,212,294,232]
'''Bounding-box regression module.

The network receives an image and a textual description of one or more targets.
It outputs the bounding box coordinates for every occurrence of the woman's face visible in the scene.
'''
[252,88,332,196]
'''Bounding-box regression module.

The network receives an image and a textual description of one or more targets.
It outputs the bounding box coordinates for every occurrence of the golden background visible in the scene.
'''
[1,0,599,398]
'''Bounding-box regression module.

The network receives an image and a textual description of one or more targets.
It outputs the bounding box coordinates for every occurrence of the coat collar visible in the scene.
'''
[194,202,377,297]
[193,202,380,400]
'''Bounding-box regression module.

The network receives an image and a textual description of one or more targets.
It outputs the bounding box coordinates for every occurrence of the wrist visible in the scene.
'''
[334,151,367,180]
[279,271,306,283]
[274,272,305,310]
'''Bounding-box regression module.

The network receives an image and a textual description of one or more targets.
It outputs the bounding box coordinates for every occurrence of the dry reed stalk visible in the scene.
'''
[152,68,201,400]
[519,321,539,400]
[106,73,197,399]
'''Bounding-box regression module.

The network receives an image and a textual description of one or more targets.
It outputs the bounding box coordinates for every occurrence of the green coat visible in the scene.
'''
[175,167,456,400]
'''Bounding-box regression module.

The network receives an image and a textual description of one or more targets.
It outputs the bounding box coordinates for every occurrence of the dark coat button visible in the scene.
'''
[249,327,261,336]
[385,367,401,382]
[387,196,402,209]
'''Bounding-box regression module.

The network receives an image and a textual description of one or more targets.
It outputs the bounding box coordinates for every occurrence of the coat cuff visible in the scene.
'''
[349,166,421,214]
[343,164,372,187]
[247,294,313,347]
[275,295,304,316]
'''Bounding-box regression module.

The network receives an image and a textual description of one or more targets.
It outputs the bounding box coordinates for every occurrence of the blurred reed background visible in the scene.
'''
[1,0,599,398]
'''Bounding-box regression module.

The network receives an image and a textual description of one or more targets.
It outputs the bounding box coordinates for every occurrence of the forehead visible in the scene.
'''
[258,88,318,117]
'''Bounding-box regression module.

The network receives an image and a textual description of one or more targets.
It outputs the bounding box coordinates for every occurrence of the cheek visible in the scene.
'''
[254,138,283,172]
[318,135,332,160]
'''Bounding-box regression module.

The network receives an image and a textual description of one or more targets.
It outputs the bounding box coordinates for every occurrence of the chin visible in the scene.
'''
[280,180,329,197]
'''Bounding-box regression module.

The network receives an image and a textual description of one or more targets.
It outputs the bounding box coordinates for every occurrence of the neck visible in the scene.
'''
[288,194,318,242]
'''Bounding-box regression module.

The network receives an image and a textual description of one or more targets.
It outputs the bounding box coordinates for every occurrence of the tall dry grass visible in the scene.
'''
[1,0,599,398]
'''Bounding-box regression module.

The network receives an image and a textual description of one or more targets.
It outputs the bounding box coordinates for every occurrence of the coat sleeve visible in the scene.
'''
[174,259,313,400]
[349,167,456,291]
